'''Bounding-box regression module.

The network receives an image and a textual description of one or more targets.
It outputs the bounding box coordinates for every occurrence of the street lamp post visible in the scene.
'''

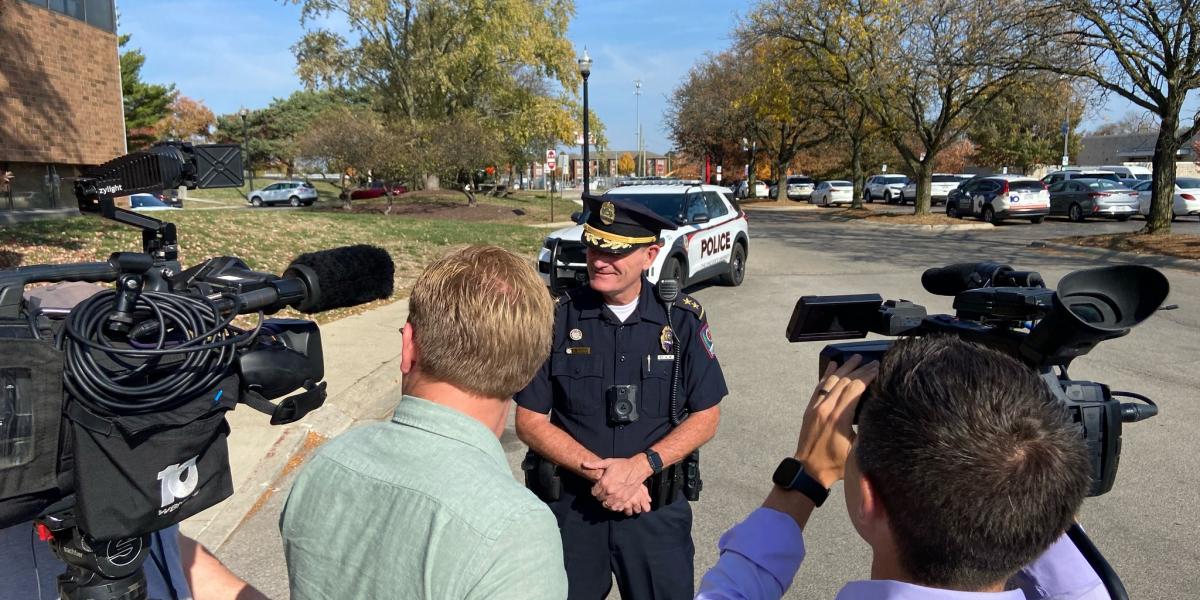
[239,108,253,192]
[579,49,592,194]
[635,79,642,177]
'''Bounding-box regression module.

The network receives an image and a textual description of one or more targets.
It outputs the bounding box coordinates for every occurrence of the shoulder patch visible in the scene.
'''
[674,294,705,320]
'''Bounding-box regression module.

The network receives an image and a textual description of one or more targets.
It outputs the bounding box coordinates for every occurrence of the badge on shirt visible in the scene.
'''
[566,346,591,355]
[570,328,584,341]
[660,325,673,353]
[699,324,715,358]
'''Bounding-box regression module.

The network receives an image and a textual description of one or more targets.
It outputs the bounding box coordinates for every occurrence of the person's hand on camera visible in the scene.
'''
[583,455,654,513]
[794,354,879,488]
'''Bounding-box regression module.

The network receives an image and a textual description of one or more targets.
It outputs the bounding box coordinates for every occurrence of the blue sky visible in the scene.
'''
[119,0,1163,155]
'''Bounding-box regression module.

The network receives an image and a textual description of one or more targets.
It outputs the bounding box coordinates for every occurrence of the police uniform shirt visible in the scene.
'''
[515,280,728,459]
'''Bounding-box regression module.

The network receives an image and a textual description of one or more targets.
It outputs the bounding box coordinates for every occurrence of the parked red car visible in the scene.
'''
[349,181,408,200]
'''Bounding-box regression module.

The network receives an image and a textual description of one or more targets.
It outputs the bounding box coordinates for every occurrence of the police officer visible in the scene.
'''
[515,195,727,599]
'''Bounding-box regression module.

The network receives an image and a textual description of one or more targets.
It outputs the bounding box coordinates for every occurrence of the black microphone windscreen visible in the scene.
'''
[921,263,983,296]
[286,245,394,313]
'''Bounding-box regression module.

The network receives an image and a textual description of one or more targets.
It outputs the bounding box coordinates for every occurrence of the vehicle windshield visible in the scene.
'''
[131,195,170,208]
[1177,178,1200,189]
[826,181,852,188]
[882,176,907,184]
[1082,172,1120,182]
[932,175,960,183]
[1086,180,1124,190]
[788,176,814,184]
[1136,174,1152,180]
[601,192,685,222]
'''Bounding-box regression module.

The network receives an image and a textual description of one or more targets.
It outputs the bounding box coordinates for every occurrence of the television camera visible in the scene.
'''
[785,260,1171,600]
[0,142,395,599]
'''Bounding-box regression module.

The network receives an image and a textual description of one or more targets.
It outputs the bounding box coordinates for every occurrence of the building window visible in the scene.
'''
[3,163,74,212]
[85,0,114,31]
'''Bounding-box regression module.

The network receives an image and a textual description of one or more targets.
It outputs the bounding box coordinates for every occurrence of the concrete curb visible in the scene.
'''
[1029,241,1200,273]
[742,203,822,212]
[530,221,577,229]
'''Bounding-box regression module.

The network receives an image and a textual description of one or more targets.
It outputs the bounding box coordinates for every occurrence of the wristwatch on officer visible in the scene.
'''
[772,457,829,507]
[644,449,664,475]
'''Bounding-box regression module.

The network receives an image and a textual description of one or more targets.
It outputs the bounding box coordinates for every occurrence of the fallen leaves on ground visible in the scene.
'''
[1051,232,1200,261]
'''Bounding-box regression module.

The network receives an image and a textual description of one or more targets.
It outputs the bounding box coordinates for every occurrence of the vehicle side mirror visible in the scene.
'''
[570,211,583,224]
[692,212,710,224]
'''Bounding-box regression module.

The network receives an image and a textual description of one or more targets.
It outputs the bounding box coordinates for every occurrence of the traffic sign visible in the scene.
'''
[546,149,557,172]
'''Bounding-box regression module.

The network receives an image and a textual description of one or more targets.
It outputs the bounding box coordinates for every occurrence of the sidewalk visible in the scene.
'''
[181,299,410,549]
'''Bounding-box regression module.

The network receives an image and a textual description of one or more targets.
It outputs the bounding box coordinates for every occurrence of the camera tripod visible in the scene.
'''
[37,502,151,600]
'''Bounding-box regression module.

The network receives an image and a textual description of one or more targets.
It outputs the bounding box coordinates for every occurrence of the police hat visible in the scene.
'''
[581,194,677,254]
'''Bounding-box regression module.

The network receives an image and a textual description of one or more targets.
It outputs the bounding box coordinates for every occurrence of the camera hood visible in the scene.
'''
[1022,265,1169,366]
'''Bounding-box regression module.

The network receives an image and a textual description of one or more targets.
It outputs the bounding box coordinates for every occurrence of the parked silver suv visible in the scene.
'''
[248,181,318,207]
[864,174,910,204]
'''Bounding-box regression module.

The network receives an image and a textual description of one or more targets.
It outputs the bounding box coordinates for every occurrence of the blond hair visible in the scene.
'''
[407,245,554,399]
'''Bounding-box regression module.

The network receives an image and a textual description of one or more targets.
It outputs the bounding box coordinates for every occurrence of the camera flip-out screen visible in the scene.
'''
[785,294,883,342]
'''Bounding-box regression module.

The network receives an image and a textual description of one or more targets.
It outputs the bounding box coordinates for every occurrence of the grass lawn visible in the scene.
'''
[341,189,579,225]
[827,205,965,226]
[1,206,547,322]
[1050,232,1200,261]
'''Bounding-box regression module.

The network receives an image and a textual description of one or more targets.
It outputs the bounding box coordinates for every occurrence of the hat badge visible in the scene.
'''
[600,201,616,225]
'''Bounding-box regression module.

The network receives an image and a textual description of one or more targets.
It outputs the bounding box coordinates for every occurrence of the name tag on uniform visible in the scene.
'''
[656,354,675,361]
[566,347,591,355]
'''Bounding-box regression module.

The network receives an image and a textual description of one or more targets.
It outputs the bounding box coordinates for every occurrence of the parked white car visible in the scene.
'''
[809,180,854,206]
[1133,178,1200,221]
[731,180,769,200]
[864,174,909,204]
[1042,170,1120,185]
[1099,165,1152,181]
[248,181,319,207]
[538,184,750,291]
[899,173,966,205]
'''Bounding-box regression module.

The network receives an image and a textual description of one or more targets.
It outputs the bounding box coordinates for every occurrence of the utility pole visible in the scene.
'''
[635,79,642,177]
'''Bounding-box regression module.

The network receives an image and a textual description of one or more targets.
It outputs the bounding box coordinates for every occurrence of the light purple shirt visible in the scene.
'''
[697,508,1110,600]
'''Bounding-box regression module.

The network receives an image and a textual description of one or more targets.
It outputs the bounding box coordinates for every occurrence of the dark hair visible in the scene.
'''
[855,335,1091,590]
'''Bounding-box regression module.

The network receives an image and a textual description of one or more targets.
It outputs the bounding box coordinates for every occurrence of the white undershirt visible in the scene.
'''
[606,298,639,322]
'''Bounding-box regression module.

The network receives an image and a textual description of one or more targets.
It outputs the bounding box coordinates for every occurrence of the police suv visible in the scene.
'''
[538,184,750,292]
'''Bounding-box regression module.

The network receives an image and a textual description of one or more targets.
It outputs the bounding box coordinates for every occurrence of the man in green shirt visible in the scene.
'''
[280,246,567,599]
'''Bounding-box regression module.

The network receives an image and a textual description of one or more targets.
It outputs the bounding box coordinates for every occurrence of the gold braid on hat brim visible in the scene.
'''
[582,224,657,251]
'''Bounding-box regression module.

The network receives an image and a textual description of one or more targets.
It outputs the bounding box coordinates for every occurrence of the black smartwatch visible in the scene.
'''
[644,449,664,475]
[772,457,829,507]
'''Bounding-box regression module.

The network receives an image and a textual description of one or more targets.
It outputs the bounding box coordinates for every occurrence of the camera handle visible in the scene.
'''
[1067,522,1129,600]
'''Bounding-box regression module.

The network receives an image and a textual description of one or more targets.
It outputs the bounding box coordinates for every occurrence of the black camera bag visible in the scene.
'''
[64,371,239,540]
[0,319,73,529]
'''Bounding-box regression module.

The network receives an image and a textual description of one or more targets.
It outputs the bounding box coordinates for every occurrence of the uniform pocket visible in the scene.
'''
[641,357,674,417]
[551,354,604,416]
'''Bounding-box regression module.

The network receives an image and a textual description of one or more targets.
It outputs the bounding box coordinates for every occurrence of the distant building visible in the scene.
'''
[569,150,669,182]
[1077,131,1199,176]
[0,0,123,217]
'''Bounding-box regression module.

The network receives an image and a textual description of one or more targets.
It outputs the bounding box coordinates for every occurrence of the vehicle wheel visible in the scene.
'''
[289,196,301,207]
[864,191,872,204]
[946,203,961,219]
[982,206,999,224]
[661,255,686,288]
[884,192,894,204]
[1030,216,1045,224]
[720,243,747,287]
[1171,209,1177,222]
[251,196,263,207]
[1115,215,1131,222]
[1068,203,1085,222]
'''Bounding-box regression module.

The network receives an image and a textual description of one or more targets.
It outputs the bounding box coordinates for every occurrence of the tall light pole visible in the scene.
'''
[1060,76,1071,168]
[634,79,642,177]
[239,108,253,192]
[579,49,593,193]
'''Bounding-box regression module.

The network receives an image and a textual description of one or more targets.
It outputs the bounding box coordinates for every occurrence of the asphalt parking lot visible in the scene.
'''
[216,212,1199,599]
[686,210,1198,598]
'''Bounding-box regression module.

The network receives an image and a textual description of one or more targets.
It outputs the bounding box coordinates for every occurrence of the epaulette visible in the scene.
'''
[674,294,705,320]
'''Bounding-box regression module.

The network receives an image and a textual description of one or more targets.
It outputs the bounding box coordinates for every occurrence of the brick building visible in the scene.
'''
[568,150,668,182]
[0,0,123,216]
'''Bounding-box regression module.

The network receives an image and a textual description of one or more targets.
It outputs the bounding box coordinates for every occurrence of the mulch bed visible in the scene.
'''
[1051,232,1200,260]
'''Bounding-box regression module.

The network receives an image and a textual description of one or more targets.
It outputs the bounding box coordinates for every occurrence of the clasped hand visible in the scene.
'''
[582,456,653,516]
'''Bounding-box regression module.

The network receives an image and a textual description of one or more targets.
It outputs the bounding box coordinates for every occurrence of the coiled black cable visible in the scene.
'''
[57,289,261,415]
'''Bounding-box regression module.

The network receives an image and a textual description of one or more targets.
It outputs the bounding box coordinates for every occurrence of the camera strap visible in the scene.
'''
[240,380,327,425]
